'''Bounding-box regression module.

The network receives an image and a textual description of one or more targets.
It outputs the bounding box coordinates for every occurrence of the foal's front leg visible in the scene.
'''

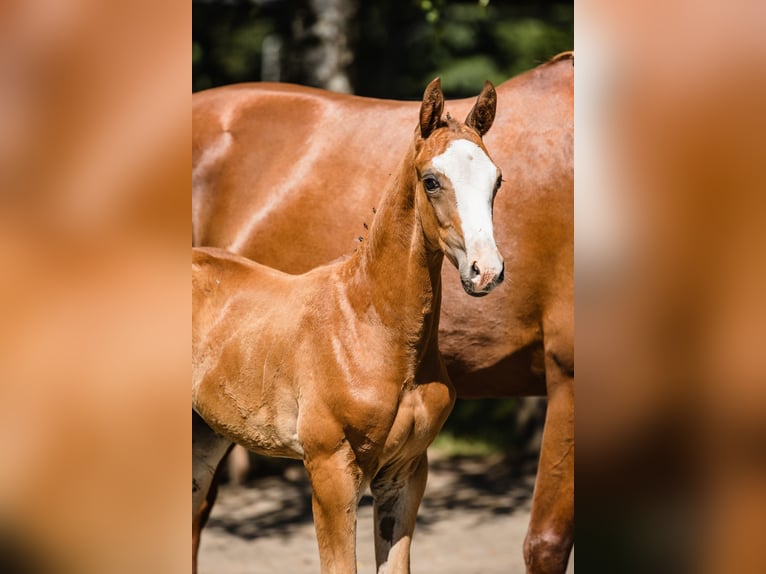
[370,454,429,574]
[304,447,364,574]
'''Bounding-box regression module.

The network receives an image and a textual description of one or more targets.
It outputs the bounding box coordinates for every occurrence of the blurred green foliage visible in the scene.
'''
[193,2,266,91]
[193,0,572,99]
[439,397,545,460]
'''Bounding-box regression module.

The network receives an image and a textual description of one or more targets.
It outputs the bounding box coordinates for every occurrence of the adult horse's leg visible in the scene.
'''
[370,454,429,574]
[304,447,364,574]
[192,411,232,574]
[523,323,574,573]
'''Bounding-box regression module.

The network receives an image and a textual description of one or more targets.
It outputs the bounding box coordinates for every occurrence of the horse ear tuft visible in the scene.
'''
[420,78,444,139]
[465,80,497,137]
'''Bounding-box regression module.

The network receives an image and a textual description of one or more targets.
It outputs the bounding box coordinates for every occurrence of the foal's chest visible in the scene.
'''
[376,376,455,464]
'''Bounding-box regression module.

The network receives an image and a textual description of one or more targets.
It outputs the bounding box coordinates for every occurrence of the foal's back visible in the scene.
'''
[192,247,305,351]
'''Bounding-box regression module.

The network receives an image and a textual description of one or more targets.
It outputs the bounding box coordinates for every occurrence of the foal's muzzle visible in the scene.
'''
[461,259,505,297]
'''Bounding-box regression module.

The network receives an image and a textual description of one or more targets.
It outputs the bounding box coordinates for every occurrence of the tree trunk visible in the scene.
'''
[286,0,356,93]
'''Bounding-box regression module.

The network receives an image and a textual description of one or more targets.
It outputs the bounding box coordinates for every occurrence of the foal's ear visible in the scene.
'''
[420,77,444,139]
[465,80,497,137]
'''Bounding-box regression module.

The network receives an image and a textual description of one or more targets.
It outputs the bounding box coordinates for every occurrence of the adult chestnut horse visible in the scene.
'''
[193,53,573,573]
[193,79,503,573]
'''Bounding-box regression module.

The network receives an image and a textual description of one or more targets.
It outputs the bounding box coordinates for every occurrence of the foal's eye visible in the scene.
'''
[423,177,440,193]
[494,176,503,192]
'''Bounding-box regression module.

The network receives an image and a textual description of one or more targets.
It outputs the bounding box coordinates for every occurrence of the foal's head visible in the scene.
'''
[414,78,504,297]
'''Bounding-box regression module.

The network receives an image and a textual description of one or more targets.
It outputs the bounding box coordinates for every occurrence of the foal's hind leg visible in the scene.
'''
[370,454,429,574]
[192,462,223,574]
[192,411,232,573]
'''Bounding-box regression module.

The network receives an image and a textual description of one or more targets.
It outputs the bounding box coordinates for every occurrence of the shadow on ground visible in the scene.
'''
[206,452,536,541]
[417,454,536,527]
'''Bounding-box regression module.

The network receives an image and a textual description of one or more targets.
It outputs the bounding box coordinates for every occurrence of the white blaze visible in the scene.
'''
[431,139,498,254]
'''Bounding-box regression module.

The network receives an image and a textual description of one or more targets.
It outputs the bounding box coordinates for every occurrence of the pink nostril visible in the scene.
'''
[470,261,480,278]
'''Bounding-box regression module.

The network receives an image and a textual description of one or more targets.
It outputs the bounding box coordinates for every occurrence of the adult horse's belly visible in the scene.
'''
[439,265,547,398]
[192,60,572,399]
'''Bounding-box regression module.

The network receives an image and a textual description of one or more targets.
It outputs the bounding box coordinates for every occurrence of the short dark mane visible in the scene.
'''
[445,112,460,131]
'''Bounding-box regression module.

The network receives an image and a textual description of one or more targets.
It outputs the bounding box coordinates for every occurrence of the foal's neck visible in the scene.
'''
[343,141,443,344]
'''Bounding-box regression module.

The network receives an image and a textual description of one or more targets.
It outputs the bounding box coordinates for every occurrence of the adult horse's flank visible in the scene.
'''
[193,52,573,573]
[192,80,503,574]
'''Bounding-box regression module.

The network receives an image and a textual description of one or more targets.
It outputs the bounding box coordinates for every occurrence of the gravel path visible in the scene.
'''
[198,451,574,573]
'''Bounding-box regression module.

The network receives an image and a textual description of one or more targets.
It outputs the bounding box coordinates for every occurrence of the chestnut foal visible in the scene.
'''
[192,79,503,573]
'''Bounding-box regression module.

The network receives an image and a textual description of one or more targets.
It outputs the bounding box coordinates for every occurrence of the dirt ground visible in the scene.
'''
[198,450,574,573]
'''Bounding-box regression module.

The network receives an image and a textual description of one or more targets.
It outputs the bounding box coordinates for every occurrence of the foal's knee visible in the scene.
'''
[524,530,572,574]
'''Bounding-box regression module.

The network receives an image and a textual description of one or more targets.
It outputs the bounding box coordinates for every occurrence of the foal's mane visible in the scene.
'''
[445,113,460,131]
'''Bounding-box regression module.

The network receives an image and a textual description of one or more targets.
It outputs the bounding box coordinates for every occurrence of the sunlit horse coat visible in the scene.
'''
[193,79,504,574]
[193,53,574,573]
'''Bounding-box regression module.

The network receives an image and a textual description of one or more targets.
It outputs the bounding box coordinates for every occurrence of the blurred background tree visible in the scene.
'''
[193,0,572,463]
